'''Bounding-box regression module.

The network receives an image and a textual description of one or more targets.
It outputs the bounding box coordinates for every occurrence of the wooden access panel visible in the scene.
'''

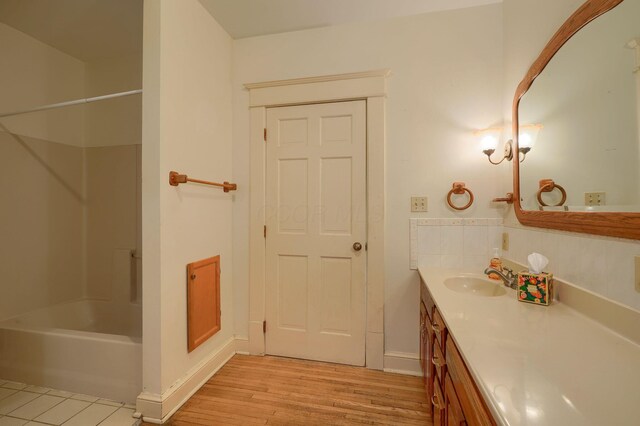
[187,255,221,352]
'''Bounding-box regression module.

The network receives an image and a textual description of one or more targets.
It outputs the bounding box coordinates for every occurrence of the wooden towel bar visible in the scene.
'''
[169,171,237,192]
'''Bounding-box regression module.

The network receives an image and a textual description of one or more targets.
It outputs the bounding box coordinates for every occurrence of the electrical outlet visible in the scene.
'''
[411,197,428,212]
[585,192,605,206]
[635,256,640,293]
[502,232,509,252]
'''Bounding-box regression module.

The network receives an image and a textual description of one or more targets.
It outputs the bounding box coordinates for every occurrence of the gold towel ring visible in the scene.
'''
[537,179,566,207]
[447,182,474,211]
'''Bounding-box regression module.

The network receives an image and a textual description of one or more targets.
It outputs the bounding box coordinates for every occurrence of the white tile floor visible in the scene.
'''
[0,380,139,426]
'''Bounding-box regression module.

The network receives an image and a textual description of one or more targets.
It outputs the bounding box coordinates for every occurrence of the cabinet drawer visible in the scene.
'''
[433,336,446,383]
[433,375,445,426]
[446,338,495,426]
[432,308,447,349]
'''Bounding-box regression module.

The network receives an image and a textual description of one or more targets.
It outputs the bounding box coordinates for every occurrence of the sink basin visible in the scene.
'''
[444,275,507,297]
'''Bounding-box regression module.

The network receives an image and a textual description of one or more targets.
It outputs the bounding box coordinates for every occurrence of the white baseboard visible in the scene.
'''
[366,331,384,370]
[234,336,249,355]
[383,351,421,376]
[137,337,246,424]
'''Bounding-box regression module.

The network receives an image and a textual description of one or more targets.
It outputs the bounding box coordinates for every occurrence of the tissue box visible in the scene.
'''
[517,272,553,306]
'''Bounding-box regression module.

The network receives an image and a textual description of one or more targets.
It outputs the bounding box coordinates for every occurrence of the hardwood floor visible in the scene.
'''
[158,354,432,425]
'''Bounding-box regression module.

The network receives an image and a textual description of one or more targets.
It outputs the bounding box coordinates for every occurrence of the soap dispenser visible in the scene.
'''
[488,248,502,280]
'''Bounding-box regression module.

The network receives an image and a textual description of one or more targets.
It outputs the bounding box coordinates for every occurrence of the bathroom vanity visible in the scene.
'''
[420,272,494,426]
[419,267,640,425]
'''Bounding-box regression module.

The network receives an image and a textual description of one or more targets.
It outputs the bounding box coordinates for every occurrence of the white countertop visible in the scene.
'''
[419,267,640,426]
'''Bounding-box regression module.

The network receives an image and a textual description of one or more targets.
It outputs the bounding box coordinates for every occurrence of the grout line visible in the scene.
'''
[60,401,96,426]
[2,391,40,417]
[96,407,122,426]
[7,392,66,422]
[38,395,67,422]
[5,413,57,425]
[0,380,135,426]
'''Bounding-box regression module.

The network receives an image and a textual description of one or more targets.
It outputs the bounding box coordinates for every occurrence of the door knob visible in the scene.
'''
[353,242,362,251]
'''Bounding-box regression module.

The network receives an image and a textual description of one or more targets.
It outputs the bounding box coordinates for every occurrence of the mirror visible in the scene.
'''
[518,0,640,212]
[513,0,640,239]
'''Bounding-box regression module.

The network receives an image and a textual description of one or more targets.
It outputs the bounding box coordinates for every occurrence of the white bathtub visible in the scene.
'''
[0,300,141,403]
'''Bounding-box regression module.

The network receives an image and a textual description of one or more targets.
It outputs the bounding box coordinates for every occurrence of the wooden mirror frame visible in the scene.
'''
[512,0,640,240]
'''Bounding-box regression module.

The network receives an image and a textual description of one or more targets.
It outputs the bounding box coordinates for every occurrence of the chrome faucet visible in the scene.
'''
[484,267,518,289]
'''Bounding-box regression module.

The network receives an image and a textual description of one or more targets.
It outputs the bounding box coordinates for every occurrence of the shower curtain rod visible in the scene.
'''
[0,89,143,119]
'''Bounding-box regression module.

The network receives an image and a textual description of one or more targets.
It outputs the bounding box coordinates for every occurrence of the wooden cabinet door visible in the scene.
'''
[445,373,466,426]
[421,299,436,415]
[446,338,495,426]
[426,319,435,411]
[420,300,427,375]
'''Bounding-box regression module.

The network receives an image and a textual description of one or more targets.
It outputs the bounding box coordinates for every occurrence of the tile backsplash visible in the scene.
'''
[410,218,503,271]
[410,217,640,312]
[503,224,640,312]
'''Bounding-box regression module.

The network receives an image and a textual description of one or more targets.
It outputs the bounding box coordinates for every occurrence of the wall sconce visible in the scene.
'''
[476,124,542,165]
[517,124,542,161]
[475,127,513,165]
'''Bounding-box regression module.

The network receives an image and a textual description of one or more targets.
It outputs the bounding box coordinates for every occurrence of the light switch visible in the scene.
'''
[411,197,428,212]
[502,232,509,251]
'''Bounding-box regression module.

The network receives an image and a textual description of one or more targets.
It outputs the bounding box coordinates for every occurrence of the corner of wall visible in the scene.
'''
[137,337,246,423]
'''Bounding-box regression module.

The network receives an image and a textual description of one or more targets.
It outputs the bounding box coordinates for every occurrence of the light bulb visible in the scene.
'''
[481,135,498,151]
[519,132,533,149]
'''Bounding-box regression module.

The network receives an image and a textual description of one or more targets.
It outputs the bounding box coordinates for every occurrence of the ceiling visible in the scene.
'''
[0,0,142,62]
[199,0,501,39]
[0,0,499,62]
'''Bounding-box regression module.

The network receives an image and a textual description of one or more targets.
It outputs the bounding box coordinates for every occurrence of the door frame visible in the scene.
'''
[246,70,389,370]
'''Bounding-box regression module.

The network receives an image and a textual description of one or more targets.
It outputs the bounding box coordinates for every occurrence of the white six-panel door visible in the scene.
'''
[265,100,367,366]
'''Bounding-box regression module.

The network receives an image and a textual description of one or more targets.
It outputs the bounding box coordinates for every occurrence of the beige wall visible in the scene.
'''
[85,54,143,148]
[0,23,85,147]
[0,23,86,321]
[84,53,143,306]
[142,0,234,396]
[231,5,504,357]
[0,132,85,321]
[85,145,141,303]
[502,0,640,311]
